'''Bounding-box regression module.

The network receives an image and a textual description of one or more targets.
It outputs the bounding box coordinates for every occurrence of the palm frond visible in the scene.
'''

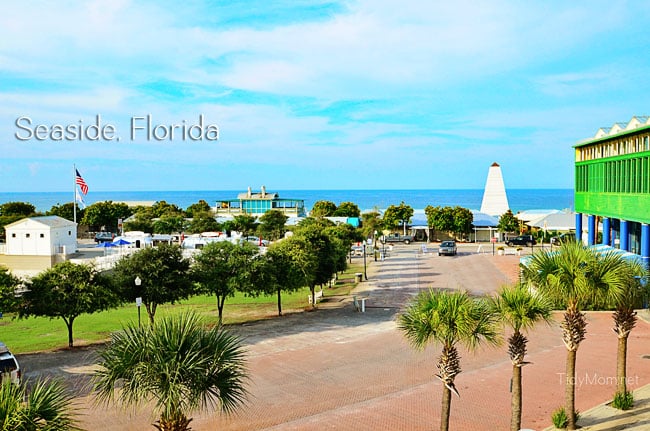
[93,311,249,427]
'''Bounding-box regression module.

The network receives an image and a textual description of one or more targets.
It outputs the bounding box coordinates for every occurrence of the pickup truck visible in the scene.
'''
[380,233,414,244]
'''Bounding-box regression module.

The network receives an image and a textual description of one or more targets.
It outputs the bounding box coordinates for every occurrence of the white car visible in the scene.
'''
[438,241,457,256]
[245,236,270,247]
[0,342,21,385]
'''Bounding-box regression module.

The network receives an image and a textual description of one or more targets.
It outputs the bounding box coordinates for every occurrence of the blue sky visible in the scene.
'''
[2,0,650,192]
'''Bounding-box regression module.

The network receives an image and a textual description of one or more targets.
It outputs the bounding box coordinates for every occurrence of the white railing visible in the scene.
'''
[69,248,138,271]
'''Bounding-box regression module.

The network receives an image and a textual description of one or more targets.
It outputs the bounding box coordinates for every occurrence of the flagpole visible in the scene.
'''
[73,164,77,225]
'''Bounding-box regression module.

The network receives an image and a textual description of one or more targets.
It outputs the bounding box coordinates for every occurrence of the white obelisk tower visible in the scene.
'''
[480,162,509,216]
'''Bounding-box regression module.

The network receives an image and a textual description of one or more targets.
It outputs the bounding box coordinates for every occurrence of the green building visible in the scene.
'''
[214,186,306,217]
[574,115,650,266]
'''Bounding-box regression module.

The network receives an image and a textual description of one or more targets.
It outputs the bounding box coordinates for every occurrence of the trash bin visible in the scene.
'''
[355,272,363,283]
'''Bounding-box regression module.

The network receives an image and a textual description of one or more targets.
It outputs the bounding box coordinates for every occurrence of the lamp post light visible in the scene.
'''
[134,276,142,327]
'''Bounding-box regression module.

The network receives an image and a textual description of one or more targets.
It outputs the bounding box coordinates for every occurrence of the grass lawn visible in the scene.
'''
[0,263,364,354]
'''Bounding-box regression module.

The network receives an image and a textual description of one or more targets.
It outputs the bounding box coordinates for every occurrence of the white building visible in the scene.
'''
[4,216,76,256]
[1,216,77,277]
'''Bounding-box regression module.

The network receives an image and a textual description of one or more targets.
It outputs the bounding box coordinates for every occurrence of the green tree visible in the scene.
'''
[232,214,258,237]
[425,205,455,235]
[383,202,413,235]
[112,244,192,325]
[498,210,519,234]
[0,267,20,314]
[452,206,473,239]
[21,262,116,348]
[153,214,186,234]
[150,200,184,218]
[191,241,257,324]
[123,213,154,234]
[185,199,212,218]
[256,236,317,316]
[360,210,382,246]
[93,312,248,431]
[0,378,80,430]
[398,290,499,431]
[0,202,36,217]
[521,242,633,429]
[81,201,133,232]
[310,200,337,217]
[490,284,552,431]
[186,211,220,234]
[333,201,361,217]
[258,210,288,241]
[324,223,363,246]
[294,219,339,307]
[46,202,83,222]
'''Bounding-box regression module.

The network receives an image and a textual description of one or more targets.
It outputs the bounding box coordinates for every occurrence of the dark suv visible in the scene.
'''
[94,232,114,243]
[506,235,536,247]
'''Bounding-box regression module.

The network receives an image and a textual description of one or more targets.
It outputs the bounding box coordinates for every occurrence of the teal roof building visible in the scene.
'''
[215,186,306,218]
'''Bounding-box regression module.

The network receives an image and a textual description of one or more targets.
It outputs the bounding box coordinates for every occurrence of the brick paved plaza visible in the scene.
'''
[38,244,650,430]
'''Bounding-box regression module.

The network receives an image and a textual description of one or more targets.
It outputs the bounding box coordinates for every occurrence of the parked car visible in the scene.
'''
[380,233,414,245]
[245,236,269,247]
[94,232,114,243]
[0,342,21,385]
[506,235,537,247]
[550,233,576,245]
[438,240,457,256]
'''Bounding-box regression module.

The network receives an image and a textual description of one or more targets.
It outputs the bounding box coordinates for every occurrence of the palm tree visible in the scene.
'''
[0,378,80,430]
[93,312,249,431]
[521,242,632,430]
[607,258,647,399]
[490,284,552,431]
[398,289,499,431]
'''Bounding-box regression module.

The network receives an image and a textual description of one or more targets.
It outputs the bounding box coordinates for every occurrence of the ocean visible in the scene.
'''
[0,189,574,214]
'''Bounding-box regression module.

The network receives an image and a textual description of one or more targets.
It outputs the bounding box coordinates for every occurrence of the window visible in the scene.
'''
[40,233,44,238]
[25,233,30,238]
[11,233,16,238]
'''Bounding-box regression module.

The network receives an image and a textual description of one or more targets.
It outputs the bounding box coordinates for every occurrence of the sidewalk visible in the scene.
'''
[545,384,650,430]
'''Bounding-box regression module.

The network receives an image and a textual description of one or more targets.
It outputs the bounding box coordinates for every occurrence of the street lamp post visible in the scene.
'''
[134,276,142,327]
[363,242,368,280]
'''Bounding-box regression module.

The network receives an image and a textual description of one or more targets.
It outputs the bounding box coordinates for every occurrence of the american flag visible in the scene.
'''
[75,169,89,195]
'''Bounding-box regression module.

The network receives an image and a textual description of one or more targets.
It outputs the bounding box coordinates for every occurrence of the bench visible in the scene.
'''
[308,289,324,305]
[353,295,368,312]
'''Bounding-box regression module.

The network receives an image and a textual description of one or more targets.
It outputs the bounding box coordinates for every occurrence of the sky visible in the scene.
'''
[1,0,650,192]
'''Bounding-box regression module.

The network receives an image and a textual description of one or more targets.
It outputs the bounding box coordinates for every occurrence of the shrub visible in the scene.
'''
[612,390,634,410]
[551,406,580,429]
[551,406,568,429]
